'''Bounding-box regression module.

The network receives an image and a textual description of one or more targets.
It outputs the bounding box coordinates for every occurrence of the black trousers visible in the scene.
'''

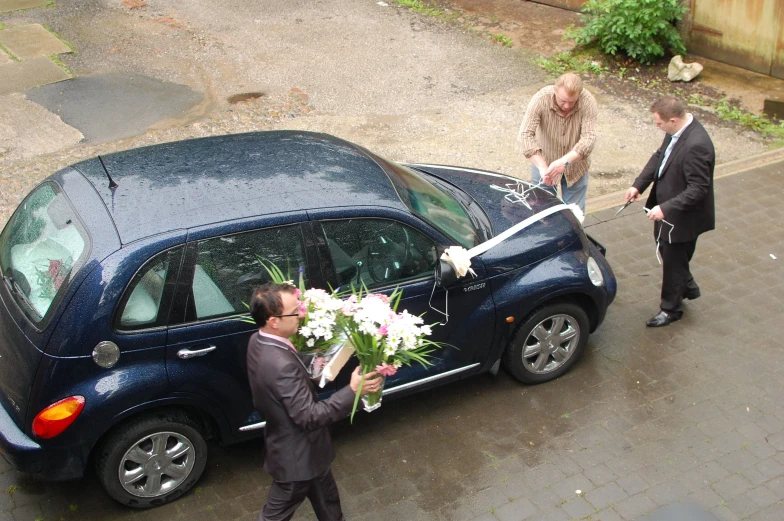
[259,467,344,521]
[659,238,699,316]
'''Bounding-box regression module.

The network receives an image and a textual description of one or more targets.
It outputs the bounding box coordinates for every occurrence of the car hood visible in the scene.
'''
[408,164,582,277]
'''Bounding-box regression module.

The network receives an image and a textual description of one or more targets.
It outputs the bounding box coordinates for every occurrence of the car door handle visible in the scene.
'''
[177,345,217,359]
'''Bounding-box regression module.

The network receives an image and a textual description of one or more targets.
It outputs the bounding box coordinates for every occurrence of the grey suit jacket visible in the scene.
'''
[633,117,715,243]
[246,332,355,482]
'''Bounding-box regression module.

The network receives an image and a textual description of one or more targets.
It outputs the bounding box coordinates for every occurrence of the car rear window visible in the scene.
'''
[0,183,88,322]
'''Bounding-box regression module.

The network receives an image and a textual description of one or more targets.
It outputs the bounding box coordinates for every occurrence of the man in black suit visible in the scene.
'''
[247,283,379,521]
[625,96,715,327]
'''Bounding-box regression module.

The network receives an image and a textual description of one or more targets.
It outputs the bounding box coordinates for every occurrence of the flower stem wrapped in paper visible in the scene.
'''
[337,285,441,422]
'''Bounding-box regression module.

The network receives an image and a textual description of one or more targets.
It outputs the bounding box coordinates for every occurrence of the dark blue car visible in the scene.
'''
[0,131,615,508]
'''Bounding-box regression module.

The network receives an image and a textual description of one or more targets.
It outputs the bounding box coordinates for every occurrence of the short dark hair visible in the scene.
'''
[249,283,297,327]
[650,96,686,120]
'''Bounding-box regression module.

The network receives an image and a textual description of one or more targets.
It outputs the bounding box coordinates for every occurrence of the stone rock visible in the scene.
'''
[668,55,703,82]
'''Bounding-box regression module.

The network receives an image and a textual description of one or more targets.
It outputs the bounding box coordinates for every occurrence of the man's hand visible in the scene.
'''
[647,205,664,221]
[544,160,567,185]
[625,187,640,203]
[349,367,381,394]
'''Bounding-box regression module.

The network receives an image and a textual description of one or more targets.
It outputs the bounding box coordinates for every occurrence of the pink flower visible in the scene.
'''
[294,288,301,299]
[48,260,62,278]
[378,325,389,337]
[375,362,397,376]
[373,293,390,304]
[298,301,308,315]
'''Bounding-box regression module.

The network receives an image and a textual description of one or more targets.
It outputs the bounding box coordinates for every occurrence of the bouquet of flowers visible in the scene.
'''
[243,259,346,378]
[337,286,440,422]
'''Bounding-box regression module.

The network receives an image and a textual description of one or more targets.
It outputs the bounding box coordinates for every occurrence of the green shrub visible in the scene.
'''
[570,0,688,64]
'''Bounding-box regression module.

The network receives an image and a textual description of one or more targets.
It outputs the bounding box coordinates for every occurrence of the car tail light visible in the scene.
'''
[32,396,85,439]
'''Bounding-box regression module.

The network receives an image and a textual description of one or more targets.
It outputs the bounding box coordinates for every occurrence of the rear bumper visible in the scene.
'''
[0,402,42,473]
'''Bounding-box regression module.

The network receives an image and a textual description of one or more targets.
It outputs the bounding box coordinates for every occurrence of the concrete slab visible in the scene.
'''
[0,56,70,95]
[0,48,12,66]
[25,73,204,143]
[0,24,71,60]
[0,92,83,161]
[0,0,47,13]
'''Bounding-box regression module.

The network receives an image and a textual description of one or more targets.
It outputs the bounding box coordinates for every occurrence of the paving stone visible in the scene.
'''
[470,513,499,521]
[725,492,762,518]
[0,56,69,95]
[709,504,742,521]
[745,502,784,521]
[717,449,761,473]
[684,487,723,509]
[613,493,657,520]
[550,473,594,501]
[584,464,619,487]
[585,482,628,510]
[741,466,772,487]
[525,508,570,521]
[561,496,594,519]
[0,24,71,60]
[754,458,784,480]
[0,48,12,65]
[593,508,625,521]
[0,0,46,13]
[645,480,687,506]
[711,473,753,499]
[746,485,781,509]
[9,503,43,521]
[616,473,650,496]
[493,497,538,521]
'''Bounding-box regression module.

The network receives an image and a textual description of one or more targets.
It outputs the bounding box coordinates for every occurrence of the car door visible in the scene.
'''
[165,216,322,439]
[312,213,496,396]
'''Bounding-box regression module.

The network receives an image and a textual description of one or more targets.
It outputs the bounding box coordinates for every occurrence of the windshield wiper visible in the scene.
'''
[2,273,41,318]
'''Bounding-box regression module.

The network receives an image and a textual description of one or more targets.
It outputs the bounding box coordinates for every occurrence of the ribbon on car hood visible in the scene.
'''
[441,203,585,280]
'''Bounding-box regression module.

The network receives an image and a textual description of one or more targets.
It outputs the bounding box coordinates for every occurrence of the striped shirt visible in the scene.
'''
[517,85,598,187]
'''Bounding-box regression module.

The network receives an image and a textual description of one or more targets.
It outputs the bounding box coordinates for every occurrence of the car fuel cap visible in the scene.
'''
[92,341,120,368]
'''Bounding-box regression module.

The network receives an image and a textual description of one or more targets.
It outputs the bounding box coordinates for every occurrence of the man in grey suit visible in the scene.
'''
[247,283,379,521]
[626,96,715,327]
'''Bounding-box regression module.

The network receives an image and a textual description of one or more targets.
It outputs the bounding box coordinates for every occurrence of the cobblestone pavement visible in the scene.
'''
[2,165,784,521]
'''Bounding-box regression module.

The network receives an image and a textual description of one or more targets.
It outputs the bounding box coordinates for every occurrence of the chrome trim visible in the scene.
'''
[239,421,266,432]
[382,363,481,396]
[177,345,217,359]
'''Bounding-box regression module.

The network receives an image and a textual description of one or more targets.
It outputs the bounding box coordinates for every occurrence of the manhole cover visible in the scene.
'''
[227,92,265,104]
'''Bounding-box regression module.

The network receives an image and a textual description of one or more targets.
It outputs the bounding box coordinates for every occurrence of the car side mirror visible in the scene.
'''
[436,256,458,288]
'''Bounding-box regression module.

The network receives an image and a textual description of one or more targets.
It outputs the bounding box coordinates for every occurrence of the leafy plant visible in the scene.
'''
[490,33,513,48]
[570,0,688,64]
[535,49,607,75]
[394,0,445,18]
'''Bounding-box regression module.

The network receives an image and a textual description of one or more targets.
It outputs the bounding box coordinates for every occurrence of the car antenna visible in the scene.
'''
[97,155,118,189]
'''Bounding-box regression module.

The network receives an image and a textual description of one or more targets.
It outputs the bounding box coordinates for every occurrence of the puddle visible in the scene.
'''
[25,73,206,143]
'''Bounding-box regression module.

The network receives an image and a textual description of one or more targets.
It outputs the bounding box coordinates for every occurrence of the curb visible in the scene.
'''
[586,146,784,214]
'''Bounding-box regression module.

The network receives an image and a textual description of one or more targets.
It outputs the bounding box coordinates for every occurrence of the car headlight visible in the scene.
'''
[587,256,604,286]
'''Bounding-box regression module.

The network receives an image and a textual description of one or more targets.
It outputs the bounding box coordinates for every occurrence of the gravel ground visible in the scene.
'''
[0,0,772,226]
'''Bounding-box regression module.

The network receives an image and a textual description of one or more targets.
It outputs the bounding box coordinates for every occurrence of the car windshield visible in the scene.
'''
[0,183,88,322]
[371,154,478,248]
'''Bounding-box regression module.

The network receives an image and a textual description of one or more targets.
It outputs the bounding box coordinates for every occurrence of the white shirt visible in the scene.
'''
[659,113,693,177]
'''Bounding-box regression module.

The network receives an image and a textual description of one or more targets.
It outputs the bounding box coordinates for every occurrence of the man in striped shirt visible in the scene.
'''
[517,72,598,212]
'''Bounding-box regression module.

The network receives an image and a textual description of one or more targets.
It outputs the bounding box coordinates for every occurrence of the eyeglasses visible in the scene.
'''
[273,313,300,318]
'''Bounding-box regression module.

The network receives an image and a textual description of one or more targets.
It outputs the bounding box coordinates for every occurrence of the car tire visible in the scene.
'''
[95,411,208,508]
[503,302,589,384]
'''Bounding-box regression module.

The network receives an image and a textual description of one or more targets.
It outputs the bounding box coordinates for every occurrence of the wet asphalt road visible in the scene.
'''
[2,163,784,521]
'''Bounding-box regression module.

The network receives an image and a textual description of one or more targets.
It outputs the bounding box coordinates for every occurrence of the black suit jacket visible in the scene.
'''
[633,117,715,243]
[246,332,355,482]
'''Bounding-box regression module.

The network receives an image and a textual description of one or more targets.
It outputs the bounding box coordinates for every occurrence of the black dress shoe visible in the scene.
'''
[683,288,701,300]
[646,310,681,327]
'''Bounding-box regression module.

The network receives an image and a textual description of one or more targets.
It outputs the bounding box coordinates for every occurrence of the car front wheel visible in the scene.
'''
[95,411,208,508]
[503,302,589,384]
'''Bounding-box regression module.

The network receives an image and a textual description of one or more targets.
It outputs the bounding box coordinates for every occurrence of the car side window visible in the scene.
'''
[320,219,437,290]
[189,225,308,321]
[116,247,183,330]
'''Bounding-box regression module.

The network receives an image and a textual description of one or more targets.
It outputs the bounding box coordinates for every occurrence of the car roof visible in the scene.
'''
[72,131,406,244]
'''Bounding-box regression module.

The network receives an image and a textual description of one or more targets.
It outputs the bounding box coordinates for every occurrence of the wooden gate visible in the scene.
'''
[688,0,784,78]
